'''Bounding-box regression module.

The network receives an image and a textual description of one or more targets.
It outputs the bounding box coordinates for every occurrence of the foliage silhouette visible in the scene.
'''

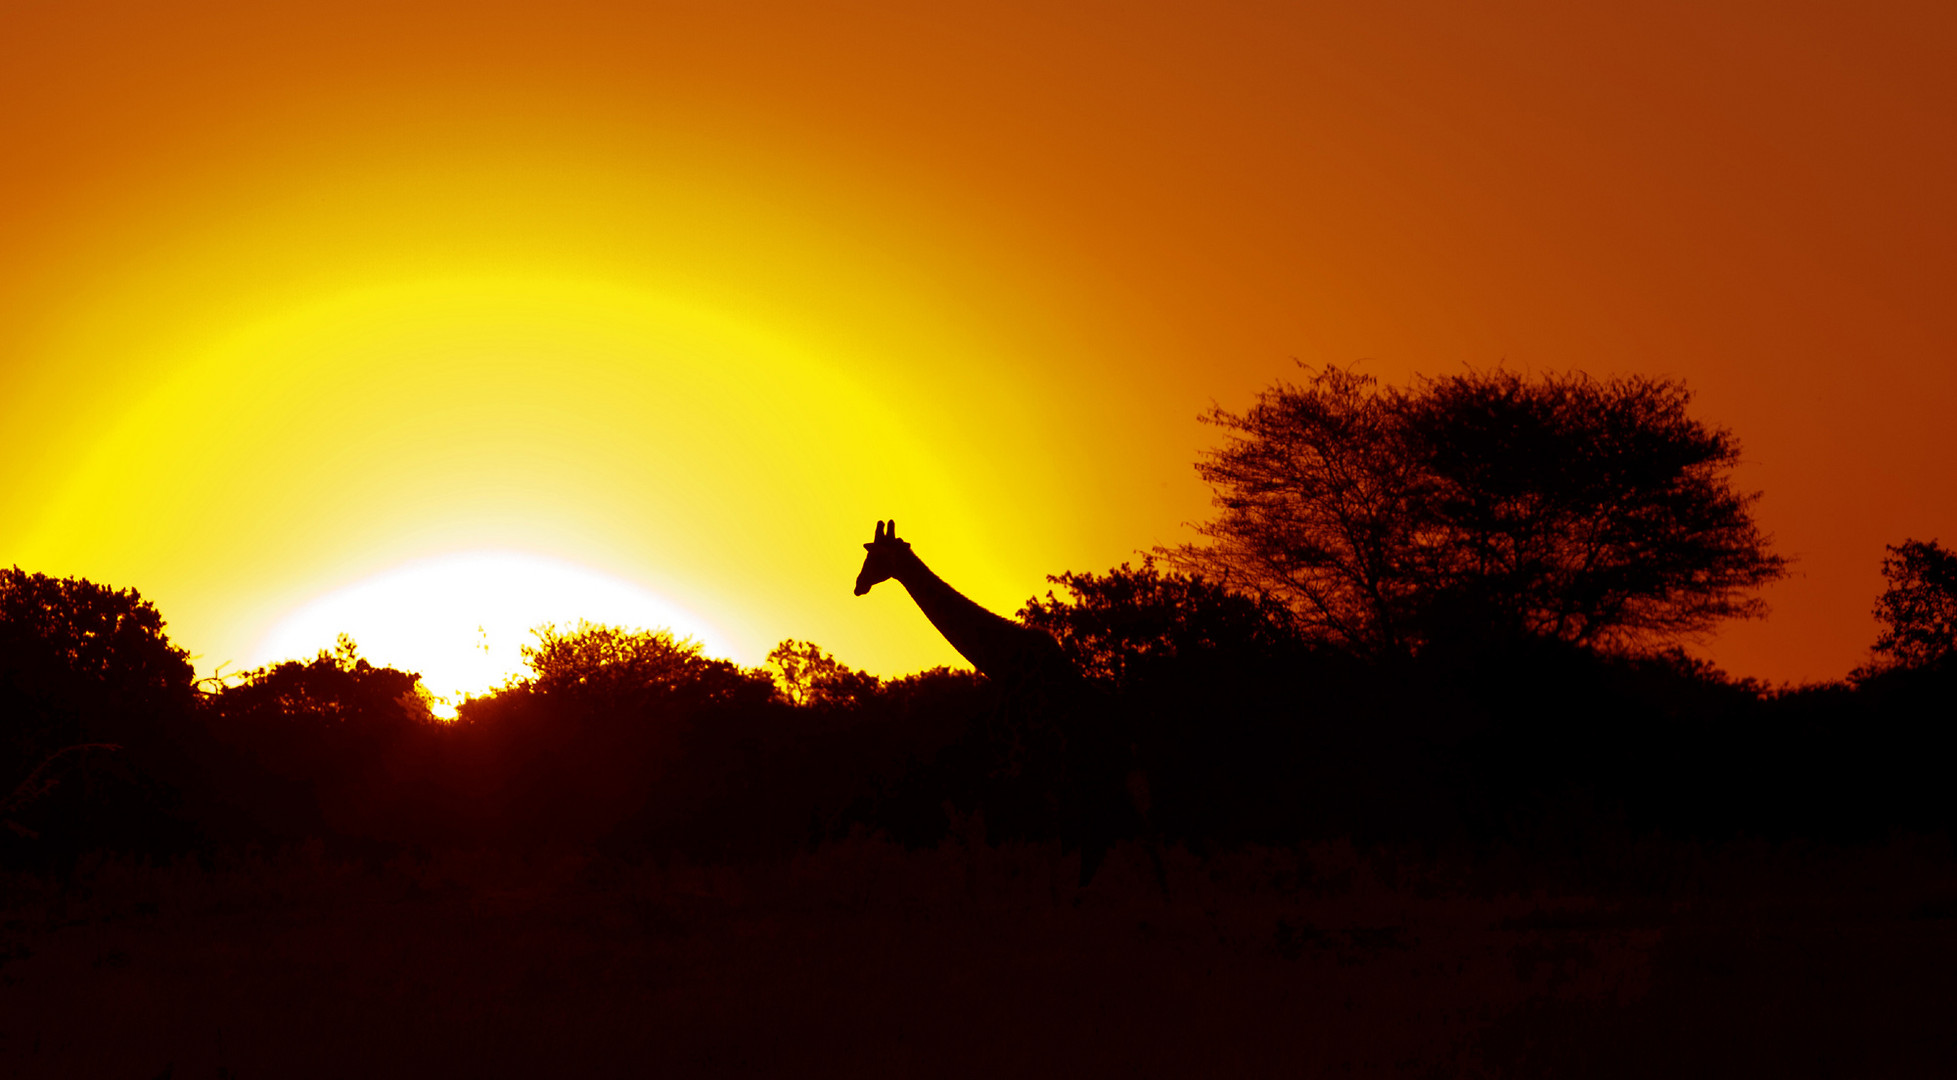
[0,567,200,868]
[517,621,762,708]
[436,622,982,858]
[1019,558,1302,690]
[1869,538,1957,671]
[1164,366,1787,657]
[1017,561,1348,847]
[1,567,196,775]
[0,508,1946,880]
[199,635,437,842]
[765,639,880,709]
[8,383,1956,1075]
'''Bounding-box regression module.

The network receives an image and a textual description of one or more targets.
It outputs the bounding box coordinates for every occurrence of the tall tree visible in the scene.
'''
[1164,366,1787,656]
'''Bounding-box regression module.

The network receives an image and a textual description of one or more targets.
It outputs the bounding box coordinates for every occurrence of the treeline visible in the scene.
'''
[5,365,1954,872]
[0,577,990,868]
[2,556,1953,877]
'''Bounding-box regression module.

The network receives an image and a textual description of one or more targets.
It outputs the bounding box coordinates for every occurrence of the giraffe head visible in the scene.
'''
[854,519,912,596]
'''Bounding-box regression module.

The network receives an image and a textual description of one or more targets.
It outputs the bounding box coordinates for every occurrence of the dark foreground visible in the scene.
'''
[5,835,1957,1079]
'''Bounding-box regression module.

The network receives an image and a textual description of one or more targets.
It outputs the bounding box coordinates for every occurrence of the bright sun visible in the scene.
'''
[16,272,1005,687]
[251,551,727,712]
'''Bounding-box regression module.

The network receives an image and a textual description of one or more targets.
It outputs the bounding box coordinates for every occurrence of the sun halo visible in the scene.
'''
[16,275,987,688]
[252,551,730,716]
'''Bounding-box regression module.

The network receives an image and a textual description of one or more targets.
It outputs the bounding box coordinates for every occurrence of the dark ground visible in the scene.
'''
[5,833,1956,1078]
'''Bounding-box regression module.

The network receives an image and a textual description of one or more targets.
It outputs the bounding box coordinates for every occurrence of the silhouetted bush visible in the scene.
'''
[9,530,1952,873]
[1017,561,1355,847]
[765,639,881,709]
[435,626,982,858]
[199,635,439,844]
[1,568,202,868]
[437,624,763,849]
[1769,659,1957,840]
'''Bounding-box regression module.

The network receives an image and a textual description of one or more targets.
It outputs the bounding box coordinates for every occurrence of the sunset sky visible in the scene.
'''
[2,1,1952,697]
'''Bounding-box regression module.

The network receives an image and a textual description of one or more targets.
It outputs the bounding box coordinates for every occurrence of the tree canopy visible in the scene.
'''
[1870,539,1957,670]
[1163,366,1787,656]
[1,568,202,857]
[204,635,434,734]
[2,567,195,778]
[510,621,771,713]
[1019,560,1303,691]
[765,639,880,708]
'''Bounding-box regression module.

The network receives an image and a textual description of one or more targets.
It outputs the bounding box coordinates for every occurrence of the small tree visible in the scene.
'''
[205,635,434,735]
[765,640,879,708]
[1,567,195,782]
[515,621,770,711]
[197,636,438,840]
[1019,560,1302,691]
[1164,366,1787,656]
[1,568,200,859]
[1871,539,1957,670]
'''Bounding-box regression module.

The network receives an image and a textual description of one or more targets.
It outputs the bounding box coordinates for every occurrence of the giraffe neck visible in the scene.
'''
[890,550,1060,682]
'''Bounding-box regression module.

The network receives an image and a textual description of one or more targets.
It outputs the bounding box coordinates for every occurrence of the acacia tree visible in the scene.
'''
[1163,366,1787,656]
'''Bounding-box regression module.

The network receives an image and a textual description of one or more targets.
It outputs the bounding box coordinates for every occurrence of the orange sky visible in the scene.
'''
[2,1,1953,689]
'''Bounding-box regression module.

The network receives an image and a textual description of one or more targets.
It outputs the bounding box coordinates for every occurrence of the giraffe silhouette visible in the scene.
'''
[855,520,1152,886]
[854,519,1066,685]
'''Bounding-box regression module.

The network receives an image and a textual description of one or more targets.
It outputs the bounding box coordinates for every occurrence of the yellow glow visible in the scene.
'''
[1,84,1170,685]
[14,273,1001,676]
[4,0,1954,689]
